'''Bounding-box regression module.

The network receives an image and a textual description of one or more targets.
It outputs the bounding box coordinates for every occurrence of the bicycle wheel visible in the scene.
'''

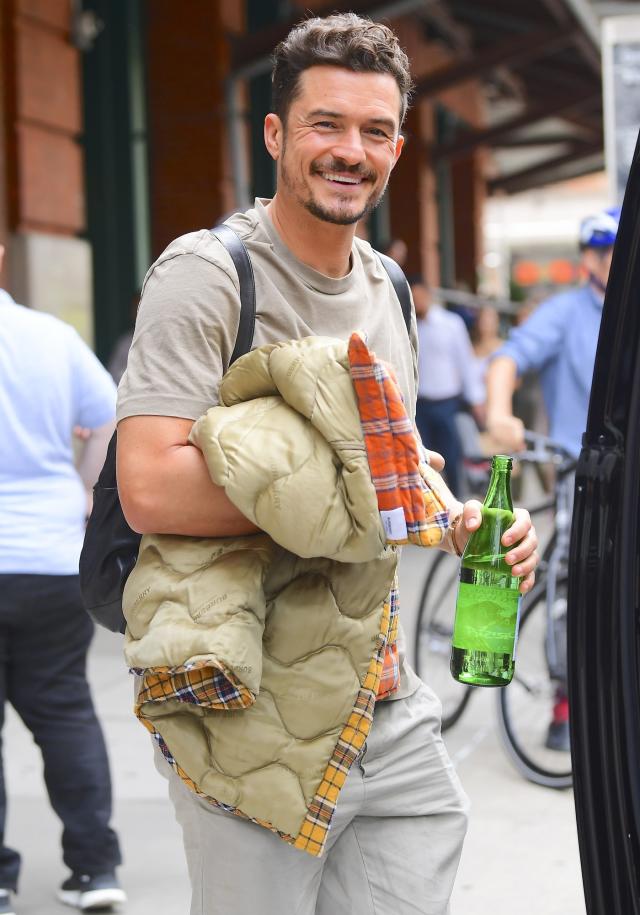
[414,551,473,730]
[496,575,572,788]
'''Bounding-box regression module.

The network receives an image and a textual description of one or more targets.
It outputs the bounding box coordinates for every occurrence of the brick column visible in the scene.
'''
[146,0,240,257]
[1,0,92,338]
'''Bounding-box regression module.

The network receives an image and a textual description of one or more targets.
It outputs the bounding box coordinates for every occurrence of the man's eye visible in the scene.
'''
[367,128,391,139]
[315,121,336,129]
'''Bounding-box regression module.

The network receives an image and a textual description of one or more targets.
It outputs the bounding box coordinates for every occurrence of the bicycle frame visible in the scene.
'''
[520,432,576,682]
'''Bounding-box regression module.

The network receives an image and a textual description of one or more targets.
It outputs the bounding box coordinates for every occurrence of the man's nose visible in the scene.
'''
[330,127,366,165]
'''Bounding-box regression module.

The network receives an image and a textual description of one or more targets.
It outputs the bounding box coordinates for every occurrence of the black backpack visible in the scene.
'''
[79,232,412,633]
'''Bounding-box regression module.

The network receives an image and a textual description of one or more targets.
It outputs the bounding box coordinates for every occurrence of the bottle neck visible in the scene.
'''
[483,466,514,512]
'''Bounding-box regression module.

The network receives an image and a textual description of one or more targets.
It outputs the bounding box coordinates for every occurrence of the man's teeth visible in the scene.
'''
[321,172,362,184]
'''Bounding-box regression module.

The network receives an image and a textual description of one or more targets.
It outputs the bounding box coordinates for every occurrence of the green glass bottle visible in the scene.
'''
[450,455,521,687]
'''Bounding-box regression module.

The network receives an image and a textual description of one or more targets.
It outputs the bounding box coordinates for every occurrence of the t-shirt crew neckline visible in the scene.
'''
[253,198,357,296]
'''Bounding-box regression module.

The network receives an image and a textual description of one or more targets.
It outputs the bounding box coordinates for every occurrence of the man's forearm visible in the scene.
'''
[117,417,259,537]
[486,355,518,421]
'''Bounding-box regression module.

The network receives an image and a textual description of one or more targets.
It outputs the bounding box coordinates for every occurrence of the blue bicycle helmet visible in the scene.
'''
[579,207,620,249]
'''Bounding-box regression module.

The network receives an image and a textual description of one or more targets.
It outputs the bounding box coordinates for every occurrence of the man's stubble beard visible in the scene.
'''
[279,146,387,227]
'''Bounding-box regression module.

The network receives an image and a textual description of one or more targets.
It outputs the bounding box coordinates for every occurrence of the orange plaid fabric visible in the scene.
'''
[347,331,449,548]
[348,330,450,699]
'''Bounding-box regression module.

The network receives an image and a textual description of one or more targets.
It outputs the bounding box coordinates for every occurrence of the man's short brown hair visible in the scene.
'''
[272,13,413,128]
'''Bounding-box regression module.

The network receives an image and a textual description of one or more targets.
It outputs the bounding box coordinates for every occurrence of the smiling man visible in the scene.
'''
[116,13,538,915]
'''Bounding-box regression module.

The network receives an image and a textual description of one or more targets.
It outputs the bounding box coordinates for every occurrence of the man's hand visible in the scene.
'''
[455,501,538,595]
[486,412,526,453]
[424,449,445,472]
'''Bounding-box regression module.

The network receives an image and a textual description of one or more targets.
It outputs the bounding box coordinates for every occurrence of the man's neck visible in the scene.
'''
[264,194,355,278]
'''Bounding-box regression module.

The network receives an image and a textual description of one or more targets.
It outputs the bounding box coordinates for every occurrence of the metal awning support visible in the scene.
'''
[488,143,604,195]
[562,0,602,47]
[433,87,600,161]
[229,0,432,80]
[414,25,577,99]
[434,286,521,316]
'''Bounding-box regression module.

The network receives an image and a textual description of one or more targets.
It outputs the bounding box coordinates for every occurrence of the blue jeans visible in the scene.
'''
[415,396,463,496]
[0,574,121,891]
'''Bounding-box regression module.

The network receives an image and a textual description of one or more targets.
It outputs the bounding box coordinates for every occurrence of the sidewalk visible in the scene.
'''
[5,544,585,914]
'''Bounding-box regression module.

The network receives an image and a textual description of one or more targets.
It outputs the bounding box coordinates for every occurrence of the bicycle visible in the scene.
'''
[413,431,576,788]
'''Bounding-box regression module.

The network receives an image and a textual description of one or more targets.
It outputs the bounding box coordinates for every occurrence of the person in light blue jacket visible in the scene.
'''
[485,207,619,753]
[486,207,620,459]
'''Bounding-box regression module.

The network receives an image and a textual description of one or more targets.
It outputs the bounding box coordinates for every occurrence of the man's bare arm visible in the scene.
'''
[117,415,259,537]
[486,355,525,451]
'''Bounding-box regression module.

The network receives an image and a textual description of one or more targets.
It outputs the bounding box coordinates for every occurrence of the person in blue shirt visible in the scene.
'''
[486,208,620,458]
[0,245,126,914]
[485,207,619,753]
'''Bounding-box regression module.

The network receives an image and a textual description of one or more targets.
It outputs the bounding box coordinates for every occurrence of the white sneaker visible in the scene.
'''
[57,872,126,911]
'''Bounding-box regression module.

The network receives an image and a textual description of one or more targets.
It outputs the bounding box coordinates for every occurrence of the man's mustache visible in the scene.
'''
[312,160,376,181]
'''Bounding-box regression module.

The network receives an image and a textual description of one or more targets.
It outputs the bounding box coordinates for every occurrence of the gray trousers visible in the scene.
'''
[155,682,469,915]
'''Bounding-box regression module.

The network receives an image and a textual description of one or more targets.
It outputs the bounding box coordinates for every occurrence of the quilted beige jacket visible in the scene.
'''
[123,337,437,856]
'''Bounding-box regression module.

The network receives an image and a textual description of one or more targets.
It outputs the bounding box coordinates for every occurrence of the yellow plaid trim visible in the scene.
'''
[293,587,394,855]
[135,582,397,858]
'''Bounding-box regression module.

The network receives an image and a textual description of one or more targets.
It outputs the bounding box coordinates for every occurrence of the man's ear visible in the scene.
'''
[391,133,404,171]
[264,113,283,161]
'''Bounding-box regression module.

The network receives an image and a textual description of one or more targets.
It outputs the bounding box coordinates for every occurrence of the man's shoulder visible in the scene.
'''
[3,299,77,341]
[538,285,592,316]
[150,228,233,271]
[440,306,467,329]
[144,212,264,290]
[353,236,387,271]
[353,237,404,293]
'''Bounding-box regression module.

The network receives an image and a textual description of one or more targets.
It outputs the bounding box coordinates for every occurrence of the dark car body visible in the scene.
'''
[568,131,640,914]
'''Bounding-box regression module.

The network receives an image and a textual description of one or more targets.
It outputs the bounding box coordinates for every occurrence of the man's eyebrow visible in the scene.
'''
[306,109,397,132]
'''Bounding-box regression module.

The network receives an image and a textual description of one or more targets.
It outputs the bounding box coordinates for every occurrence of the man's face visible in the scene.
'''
[582,246,614,291]
[266,65,404,226]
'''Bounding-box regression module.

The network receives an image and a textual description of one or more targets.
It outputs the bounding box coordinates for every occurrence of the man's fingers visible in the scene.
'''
[519,570,536,594]
[424,449,445,472]
[502,508,533,545]
[504,526,538,566]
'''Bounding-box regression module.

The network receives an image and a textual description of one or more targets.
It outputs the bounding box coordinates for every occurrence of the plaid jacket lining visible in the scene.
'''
[134,583,396,857]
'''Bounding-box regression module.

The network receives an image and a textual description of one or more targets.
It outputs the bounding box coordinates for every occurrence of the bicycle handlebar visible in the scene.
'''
[519,431,577,472]
[460,431,577,475]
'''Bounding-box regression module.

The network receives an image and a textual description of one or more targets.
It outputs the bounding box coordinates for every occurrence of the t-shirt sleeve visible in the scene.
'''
[116,250,240,422]
[68,328,117,429]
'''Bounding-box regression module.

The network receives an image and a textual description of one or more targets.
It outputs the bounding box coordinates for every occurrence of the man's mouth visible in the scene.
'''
[318,171,366,186]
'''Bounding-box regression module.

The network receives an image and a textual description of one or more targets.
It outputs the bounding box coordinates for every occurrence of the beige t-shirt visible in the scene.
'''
[118,198,423,700]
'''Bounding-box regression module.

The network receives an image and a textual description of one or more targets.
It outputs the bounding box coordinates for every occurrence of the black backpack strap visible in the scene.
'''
[211,223,256,363]
[375,250,413,335]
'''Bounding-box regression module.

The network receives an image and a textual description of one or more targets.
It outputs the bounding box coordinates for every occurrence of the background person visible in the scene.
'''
[486,207,619,458]
[470,305,503,391]
[486,207,619,752]
[411,277,486,496]
[0,245,125,914]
